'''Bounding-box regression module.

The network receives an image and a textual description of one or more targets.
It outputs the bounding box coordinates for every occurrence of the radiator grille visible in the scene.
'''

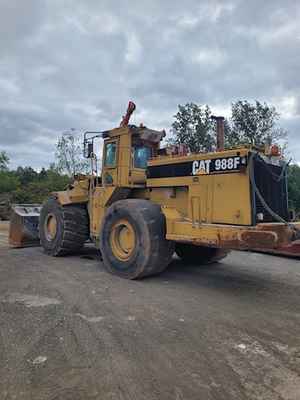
[252,156,289,223]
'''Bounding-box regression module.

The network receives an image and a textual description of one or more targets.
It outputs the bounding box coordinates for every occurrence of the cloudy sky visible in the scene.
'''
[1,0,300,169]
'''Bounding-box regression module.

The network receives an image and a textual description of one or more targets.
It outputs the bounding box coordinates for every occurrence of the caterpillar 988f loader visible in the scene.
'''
[14,102,300,279]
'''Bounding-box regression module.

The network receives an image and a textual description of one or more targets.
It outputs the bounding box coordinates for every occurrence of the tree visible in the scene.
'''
[0,151,9,171]
[0,152,19,198]
[16,166,38,185]
[38,167,47,180]
[0,171,19,193]
[288,164,300,213]
[55,134,89,176]
[171,103,215,153]
[227,100,287,147]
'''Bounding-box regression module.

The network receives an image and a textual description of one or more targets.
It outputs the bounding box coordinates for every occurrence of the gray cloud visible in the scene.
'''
[0,0,300,168]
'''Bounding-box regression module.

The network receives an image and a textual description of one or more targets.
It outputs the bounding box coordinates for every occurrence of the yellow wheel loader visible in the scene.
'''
[10,102,300,278]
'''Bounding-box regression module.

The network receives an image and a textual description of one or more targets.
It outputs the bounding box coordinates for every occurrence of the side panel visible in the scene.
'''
[146,149,252,226]
[211,173,252,225]
[145,172,252,226]
[148,187,188,217]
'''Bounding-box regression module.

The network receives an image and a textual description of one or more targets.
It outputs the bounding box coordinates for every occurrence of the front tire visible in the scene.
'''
[99,199,174,279]
[175,243,229,265]
[39,197,89,256]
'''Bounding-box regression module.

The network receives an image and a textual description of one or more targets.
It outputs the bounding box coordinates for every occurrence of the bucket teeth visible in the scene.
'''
[9,204,41,248]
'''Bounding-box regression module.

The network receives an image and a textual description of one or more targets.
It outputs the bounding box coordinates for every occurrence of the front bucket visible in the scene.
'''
[9,204,41,248]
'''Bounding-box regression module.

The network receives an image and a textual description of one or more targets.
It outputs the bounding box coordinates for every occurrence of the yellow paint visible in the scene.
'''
[110,219,136,261]
[52,124,293,252]
[45,214,57,240]
[56,178,89,205]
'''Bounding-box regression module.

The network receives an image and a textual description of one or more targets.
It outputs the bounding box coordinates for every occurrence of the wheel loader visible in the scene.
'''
[9,102,300,278]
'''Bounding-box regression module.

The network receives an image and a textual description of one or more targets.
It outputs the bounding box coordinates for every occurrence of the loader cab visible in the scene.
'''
[101,126,165,187]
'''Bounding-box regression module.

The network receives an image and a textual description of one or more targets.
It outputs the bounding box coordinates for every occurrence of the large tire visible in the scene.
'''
[39,197,89,256]
[175,243,229,265]
[99,199,174,279]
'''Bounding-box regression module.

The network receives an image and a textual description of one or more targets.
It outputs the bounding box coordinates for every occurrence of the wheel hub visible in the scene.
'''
[44,213,57,241]
[110,219,136,261]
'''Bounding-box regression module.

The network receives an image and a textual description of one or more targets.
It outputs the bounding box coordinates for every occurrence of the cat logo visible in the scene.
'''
[192,160,211,175]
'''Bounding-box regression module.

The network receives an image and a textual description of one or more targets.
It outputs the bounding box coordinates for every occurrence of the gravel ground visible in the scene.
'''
[0,226,300,400]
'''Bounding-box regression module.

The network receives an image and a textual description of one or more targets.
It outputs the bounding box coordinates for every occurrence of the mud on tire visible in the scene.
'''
[99,199,174,279]
[39,197,89,256]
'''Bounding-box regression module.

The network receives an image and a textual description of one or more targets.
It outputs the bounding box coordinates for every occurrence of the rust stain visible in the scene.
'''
[240,230,277,249]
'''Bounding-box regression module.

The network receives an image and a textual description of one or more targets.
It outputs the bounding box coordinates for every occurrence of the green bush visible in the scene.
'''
[0,171,20,193]
[288,164,300,213]
[0,167,70,205]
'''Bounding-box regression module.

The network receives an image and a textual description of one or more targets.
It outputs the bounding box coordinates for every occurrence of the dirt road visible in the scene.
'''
[0,232,300,399]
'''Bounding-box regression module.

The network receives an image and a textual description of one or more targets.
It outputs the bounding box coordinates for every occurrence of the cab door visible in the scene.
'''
[102,139,118,186]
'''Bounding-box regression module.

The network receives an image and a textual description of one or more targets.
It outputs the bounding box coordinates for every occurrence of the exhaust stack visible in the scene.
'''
[211,115,225,151]
[120,101,136,127]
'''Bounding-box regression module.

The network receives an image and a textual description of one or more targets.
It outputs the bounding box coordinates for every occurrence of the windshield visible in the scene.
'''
[133,146,152,169]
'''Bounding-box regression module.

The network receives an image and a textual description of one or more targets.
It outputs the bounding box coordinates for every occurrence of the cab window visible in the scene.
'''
[104,142,117,167]
[134,146,151,169]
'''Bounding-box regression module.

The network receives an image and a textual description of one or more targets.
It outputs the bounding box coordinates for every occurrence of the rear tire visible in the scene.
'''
[39,197,89,256]
[175,243,229,265]
[99,199,174,279]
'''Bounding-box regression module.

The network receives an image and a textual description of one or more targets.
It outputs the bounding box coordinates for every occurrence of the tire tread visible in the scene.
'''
[39,197,89,256]
[100,199,174,279]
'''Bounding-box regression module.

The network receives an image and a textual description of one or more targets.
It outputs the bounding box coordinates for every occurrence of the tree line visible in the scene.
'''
[170,100,299,213]
[0,100,300,219]
[0,155,70,219]
[170,100,287,152]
